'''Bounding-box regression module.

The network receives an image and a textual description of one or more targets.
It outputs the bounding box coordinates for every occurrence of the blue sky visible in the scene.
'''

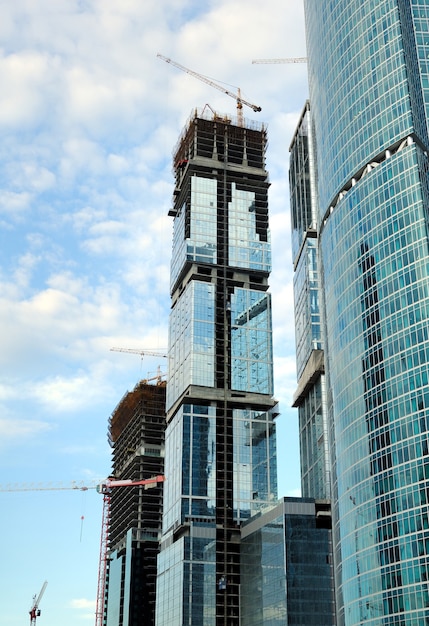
[0,1,307,624]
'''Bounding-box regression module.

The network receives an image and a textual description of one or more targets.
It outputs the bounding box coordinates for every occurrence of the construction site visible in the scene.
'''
[152,95,280,626]
[102,379,166,626]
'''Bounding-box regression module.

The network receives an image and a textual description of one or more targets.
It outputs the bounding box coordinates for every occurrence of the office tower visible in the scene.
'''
[289,101,331,500]
[105,381,165,626]
[302,1,429,623]
[156,109,278,626]
[241,497,335,626]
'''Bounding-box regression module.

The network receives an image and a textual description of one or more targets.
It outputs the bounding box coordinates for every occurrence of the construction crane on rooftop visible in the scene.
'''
[157,53,261,127]
[29,581,47,626]
[252,57,308,64]
[142,365,166,385]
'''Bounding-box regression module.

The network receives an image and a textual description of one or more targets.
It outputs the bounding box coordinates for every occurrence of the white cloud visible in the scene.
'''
[68,207,107,233]
[31,373,97,412]
[0,417,53,441]
[70,598,96,610]
[0,3,306,623]
[0,190,32,216]
[0,51,60,129]
[59,137,106,182]
[0,0,306,420]
[21,164,56,193]
[69,597,96,619]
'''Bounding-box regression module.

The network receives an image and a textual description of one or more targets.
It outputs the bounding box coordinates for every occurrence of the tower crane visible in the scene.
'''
[252,57,308,64]
[142,365,166,385]
[95,475,165,626]
[110,347,168,381]
[110,347,168,359]
[1,475,165,626]
[157,53,261,127]
[29,581,47,625]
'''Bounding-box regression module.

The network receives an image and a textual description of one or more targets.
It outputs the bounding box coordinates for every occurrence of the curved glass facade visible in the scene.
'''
[322,144,429,623]
[304,1,429,623]
[305,1,428,214]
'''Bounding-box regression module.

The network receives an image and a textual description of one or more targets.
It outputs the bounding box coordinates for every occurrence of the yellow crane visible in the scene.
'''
[157,53,261,126]
[141,365,166,385]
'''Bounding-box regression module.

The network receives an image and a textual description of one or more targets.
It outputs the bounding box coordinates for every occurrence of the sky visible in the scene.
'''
[0,1,308,624]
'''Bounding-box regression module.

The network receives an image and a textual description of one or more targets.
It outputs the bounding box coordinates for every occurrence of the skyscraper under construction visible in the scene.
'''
[105,381,165,626]
[155,109,278,626]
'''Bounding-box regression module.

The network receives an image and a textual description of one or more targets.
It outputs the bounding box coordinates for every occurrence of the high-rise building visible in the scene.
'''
[289,100,331,501]
[302,1,429,623]
[155,109,278,626]
[105,381,165,626]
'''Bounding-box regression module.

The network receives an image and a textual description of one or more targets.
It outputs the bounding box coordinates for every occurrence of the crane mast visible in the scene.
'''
[157,53,261,126]
[29,581,47,625]
[94,475,165,626]
[4,475,165,626]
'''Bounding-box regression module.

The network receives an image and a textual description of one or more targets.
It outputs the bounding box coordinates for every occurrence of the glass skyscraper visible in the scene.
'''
[289,101,331,501]
[302,1,429,624]
[155,109,278,626]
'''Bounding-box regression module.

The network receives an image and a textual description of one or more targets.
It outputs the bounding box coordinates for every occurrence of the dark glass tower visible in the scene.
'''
[303,1,429,623]
[156,109,278,626]
[241,497,336,626]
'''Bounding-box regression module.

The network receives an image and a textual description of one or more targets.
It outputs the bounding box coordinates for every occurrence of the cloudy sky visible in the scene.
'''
[0,1,307,624]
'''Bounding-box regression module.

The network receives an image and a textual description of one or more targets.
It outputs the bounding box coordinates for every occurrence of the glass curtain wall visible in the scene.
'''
[289,102,330,501]
[157,111,278,626]
[304,1,429,623]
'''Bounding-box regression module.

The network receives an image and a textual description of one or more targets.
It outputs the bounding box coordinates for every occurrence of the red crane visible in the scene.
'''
[29,581,47,625]
[94,475,165,626]
[2,475,165,626]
